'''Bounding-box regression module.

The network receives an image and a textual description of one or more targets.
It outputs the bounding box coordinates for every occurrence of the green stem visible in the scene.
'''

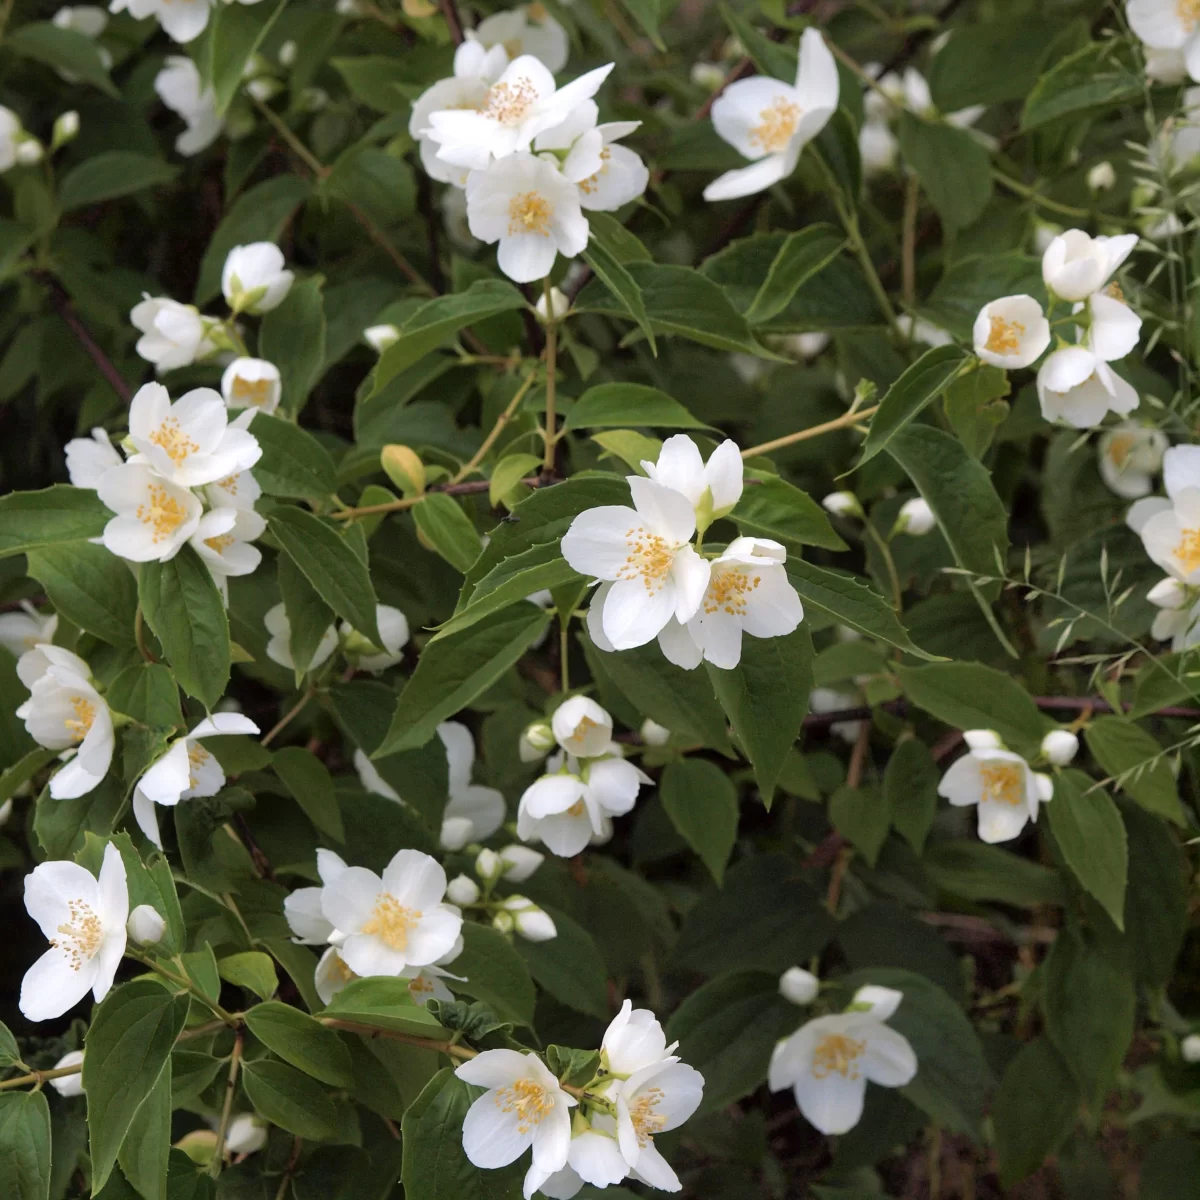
[261,686,317,748]
[863,521,903,612]
[132,953,239,1026]
[251,96,325,177]
[541,278,559,475]
[209,1033,244,1176]
[450,369,538,485]
[0,1064,80,1091]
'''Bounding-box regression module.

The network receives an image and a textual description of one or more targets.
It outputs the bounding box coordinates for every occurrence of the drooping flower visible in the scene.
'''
[223,1113,269,1155]
[132,712,261,848]
[1127,0,1200,85]
[222,243,294,315]
[0,601,57,658]
[471,4,569,73]
[20,842,128,1021]
[320,848,463,976]
[438,720,507,849]
[972,295,1051,369]
[155,56,222,156]
[1041,230,1138,303]
[704,28,839,201]
[615,1057,705,1190]
[1036,347,1139,429]
[221,357,282,414]
[49,1049,85,1097]
[64,427,123,489]
[767,985,917,1135]
[1098,423,1168,498]
[936,729,1052,843]
[263,603,339,674]
[130,295,218,371]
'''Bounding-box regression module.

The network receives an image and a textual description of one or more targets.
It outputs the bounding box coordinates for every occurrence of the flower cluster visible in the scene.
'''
[266,600,411,679]
[973,229,1142,429]
[562,435,805,669]
[458,999,704,1197]
[409,27,648,282]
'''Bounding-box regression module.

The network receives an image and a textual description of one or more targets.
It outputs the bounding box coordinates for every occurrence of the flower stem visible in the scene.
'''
[209,1032,244,1177]
[863,520,903,611]
[450,369,539,486]
[739,404,880,459]
[0,1063,81,1091]
[261,686,317,748]
[132,953,239,1026]
[541,278,559,476]
[318,1018,479,1059]
[251,97,325,178]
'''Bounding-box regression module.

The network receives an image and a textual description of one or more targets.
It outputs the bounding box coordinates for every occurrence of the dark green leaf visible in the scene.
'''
[1021,39,1143,132]
[744,224,846,325]
[0,1090,51,1200]
[582,234,657,355]
[59,153,178,212]
[117,1063,170,1200]
[660,758,739,883]
[897,114,992,231]
[322,977,447,1038]
[732,476,847,552]
[923,841,1065,907]
[259,276,327,415]
[563,383,710,431]
[451,923,537,1027]
[243,1001,353,1087]
[884,738,938,853]
[412,494,483,574]
[272,746,344,841]
[1085,717,1184,824]
[253,414,337,500]
[0,485,109,558]
[26,542,138,648]
[992,1037,1080,1186]
[105,664,183,730]
[514,905,609,1020]
[241,1060,337,1139]
[204,0,287,114]
[217,952,277,1001]
[830,784,889,867]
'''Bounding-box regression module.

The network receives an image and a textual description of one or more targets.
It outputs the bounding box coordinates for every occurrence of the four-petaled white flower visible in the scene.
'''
[1128,0,1200,85]
[641,435,743,533]
[438,720,507,849]
[98,463,202,562]
[1041,230,1138,303]
[533,101,648,212]
[132,712,260,848]
[0,601,57,659]
[222,242,294,314]
[972,295,1050,369]
[64,427,123,489]
[131,295,217,371]
[1098,423,1168,498]
[17,645,115,799]
[471,4,569,73]
[705,28,839,201]
[221,357,282,414]
[20,842,128,1021]
[263,602,338,674]
[551,695,613,759]
[320,848,463,977]
[155,56,221,156]
[616,1056,705,1191]
[465,152,589,283]
[768,985,917,1135]
[936,729,1053,844]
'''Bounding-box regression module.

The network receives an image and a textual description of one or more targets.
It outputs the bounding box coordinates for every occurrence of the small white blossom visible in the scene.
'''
[779,966,820,1006]
[0,602,58,658]
[364,324,401,354]
[446,874,480,905]
[639,718,671,747]
[127,904,166,945]
[499,844,545,881]
[155,56,221,155]
[534,102,649,212]
[190,507,267,600]
[1088,161,1116,191]
[284,849,349,944]
[642,434,743,532]
[895,497,935,536]
[223,1114,268,1156]
[1098,424,1167,498]
[1146,577,1200,648]
[130,295,217,371]
[64,427,123,489]
[536,286,570,321]
[114,0,214,44]
[973,295,1050,369]
[1041,230,1138,303]
[551,696,613,758]
[501,895,557,941]
[808,687,864,744]
[1040,729,1079,766]
[937,732,1052,843]
[1182,1033,1200,1063]
[520,719,556,761]
[340,604,410,673]
[602,999,673,1076]
[221,357,281,414]
[222,243,294,314]
[1037,347,1139,429]
[615,1057,704,1190]
[438,721,506,850]
[822,491,863,518]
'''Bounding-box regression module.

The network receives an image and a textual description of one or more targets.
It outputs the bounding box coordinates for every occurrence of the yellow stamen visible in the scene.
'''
[749,97,801,154]
[187,743,210,790]
[812,1033,866,1080]
[629,1086,668,1146]
[527,2,547,19]
[64,695,95,743]
[230,375,274,407]
[204,533,236,555]
[1175,528,1200,574]
[52,898,102,971]
[483,77,538,125]
[984,315,1023,356]
[1104,280,1125,302]
[493,1077,554,1134]
[150,417,200,466]
[979,762,1025,807]
[1107,432,1136,467]
[616,525,675,595]
[213,474,241,497]
[567,798,586,817]
[507,191,552,237]
[1179,0,1200,31]
[567,716,600,746]
[330,954,357,985]
[408,974,435,999]
[136,484,188,544]
[578,147,612,196]
[702,566,762,617]
[362,894,422,950]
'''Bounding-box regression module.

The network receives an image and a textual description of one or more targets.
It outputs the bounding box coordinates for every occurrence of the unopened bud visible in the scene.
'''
[640,718,671,747]
[127,904,166,945]
[381,444,425,498]
[535,286,569,322]
[52,111,79,151]
[446,874,480,905]
[1183,1034,1200,1063]
[1040,729,1079,766]
[520,720,555,762]
[15,138,43,165]
[491,909,515,934]
[893,497,935,536]
[1087,161,1116,192]
[499,844,544,882]
[364,324,401,354]
[50,1050,84,1097]
[439,816,474,851]
[822,491,863,519]
[963,729,1003,751]
[475,848,501,881]
[778,966,819,1006]
[223,1113,268,1155]
[502,896,557,942]
[690,62,725,91]
[278,39,297,67]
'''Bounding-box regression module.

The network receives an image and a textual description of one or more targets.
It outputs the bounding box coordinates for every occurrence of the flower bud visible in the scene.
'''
[223,1113,268,1155]
[177,1130,218,1165]
[364,323,401,354]
[446,874,480,905]
[552,696,612,758]
[0,798,12,827]
[894,497,935,536]
[519,720,555,762]
[640,718,671,747]
[440,815,474,851]
[491,909,515,934]
[15,137,43,165]
[278,39,297,67]
[499,844,544,882]
[245,77,283,103]
[1040,729,1079,766]
[1087,161,1116,192]
[535,287,570,322]
[502,896,557,942]
[127,904,166,945]
[50,1050,84,1097]
[1148,578,1187,611]
[1182,1034,1200,1063]
[822,491,863,519]
[52,111,79,151]
[778,966,819,1006]
[475,848,502,881]
[381,444,425,498]
[963,729,1003,751]
[690,62,726,90]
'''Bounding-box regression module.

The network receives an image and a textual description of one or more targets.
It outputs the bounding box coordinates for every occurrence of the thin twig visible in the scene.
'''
[740,404,880,458]
[438,0,464,44]
[210,1033,244,1176]
[450,370,539,485]
[332,476,546,520]
[0,1063,83,1091]
[542,279,559,476]
[35,272,132,403]
[274,1137,304,1200]
[261,687,317,748]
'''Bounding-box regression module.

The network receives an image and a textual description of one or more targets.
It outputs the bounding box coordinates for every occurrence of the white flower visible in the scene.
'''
[1146,45,1189,83]
[859,119,898,176]
[116,0,214,44]
[155,56,221,156]
[551,696,613,758]
[0,108,22,173]
[457,1049,576,1173]
[465,152,589,283]
[1183,1033,1200,1063]
[53,110,80,148]
[353,748,401,803]
[127,904,166,945]
[536,286,570,321]
[639,718,671,747]
[224,1113,268,1155]
[1088,162,1116,191]
[340,604,410,672]
[705,28,839,201]
[520,719,556,761]
[1128,0,1200,84]
[205,467,262,512]
[895,497,935,536]
[20,842,127,1021]
[1041,230,1138,303]
[616,1057,705,1190]
[438,720,507,849]
[471,5,569,73]
[446,874,480,905]
[50,1050,85,1097]
[427,55,613,173]
[284,849,350,944]
[54,6,108,36]
[264,603,338,674]
[533,102,649,212]
[822,491,862,518]
[64,427,123,489]
[16,646,114,799]
[1146,577,1200,648]
[499,844,545,881]
[602,1000,673,1076]
[190,507,266,599]
[501,895,557,941]
[779,966,820,1006]
[1136,475,1200,584]
[768,985,916,1135]
[562,476,710,651]
[808,687,863,744]
[972,295,1051,369]
[937,734,1052,843]
[321,849,463,976]
[641,434,743,532]
[1036,348,1139,429]
[222,243,294,314]
[221,357,281,414]
[1041,729,1079,766]
[130,295,217,371]
[313,945,357,1005]
[364,324,401,354]
[131,712,259,848]
[0,602,57,658]
[1098,424,1167,498]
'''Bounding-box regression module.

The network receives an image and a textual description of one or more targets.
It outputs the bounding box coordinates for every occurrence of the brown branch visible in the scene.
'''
[438,0,464,45]
[35,272,133,403]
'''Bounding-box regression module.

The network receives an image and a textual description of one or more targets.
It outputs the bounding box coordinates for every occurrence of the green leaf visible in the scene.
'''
[0,748,56,808]
[562,383,710,432]
[412,494,483,574]
[26,542,138,648]
[708,625,813,805]
[744,224,846,325]
[268,507,381,645]
[252,414,338,501]
[5,21,117,95]
[582,234,657,355]
[204,0,287,114]
[666,970,798,1115]
[923,841,1065,907]
[217,952,277,1001]
[401,1069,526,1200]
[884,738,938,853]
[376,604,551,756]
[35,773,124,860]
[322,977,448,1038]
[897,114,992,231]
[0,1021,20,1068]
[117,1063,170,1200]
[241,1060,337,1139]
[244,1001,353,1087]
[718,3,795,79]
[858,345,969,466]
[488,452,541,508]
[1085,717,1184,824]
[660,758,739,884]
[138,547,231,712]
[515,905,609,1019]
[0,1090,51,1200]
[1045,769,1128,930]
[59,153,178,212]
[366,281,526,400]
[83,980,190,1193]
[830,784,889,867]
[272,745,344,841]
[942,364,1011,459]
[992,1037,1080,1187]
[105,664,183,730]
[1021,38,1143,132]
[277,553,335,679]
[1121,800,1188,987]
[259,276,327,415]
[0,485,110,558]
[451,923,537,1027]
[928,17,1069,110]
[732,476,847,552]
[895,662,1047,755]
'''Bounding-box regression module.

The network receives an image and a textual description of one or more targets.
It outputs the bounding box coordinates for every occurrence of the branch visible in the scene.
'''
[438,0,464,45]
[35,272,133,403]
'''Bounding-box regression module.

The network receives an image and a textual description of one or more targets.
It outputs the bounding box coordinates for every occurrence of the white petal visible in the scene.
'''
[793,1070,867,1135]
[703,154,791,202]
[20,948,96,1022]
[862,1025,918,1087]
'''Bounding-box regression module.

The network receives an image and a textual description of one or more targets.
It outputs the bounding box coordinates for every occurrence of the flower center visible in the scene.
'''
[527,2,547,19]
[330,953,356,985]
[1175,528,1200,573]
[204,533,236,555]
[566,716,600,747]
[1180,0,1200,31]
[64,695,95,742]
[812,1033,866,1080]
[150,417,200,466]
[230,375,274,407]
[1105,280,1125,301]
[53,898,103,970]
[408,974,435,1000]
[1107,432,1136,467]
[362,894,422,950]
[985,316,1024,356]
[508,191,552,236]
[979,762,1024,806]
[493,1077,554,1133]
[579,147,612,196]
[567,798,586,816]
[749,97,801,154]
[187,743,210,789]
[213,474,242,498]
[630,1086,668,1146]
[484,77,538,125]
[617,525,676,594]
[703,566,762,617]
[136,484,188,544]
